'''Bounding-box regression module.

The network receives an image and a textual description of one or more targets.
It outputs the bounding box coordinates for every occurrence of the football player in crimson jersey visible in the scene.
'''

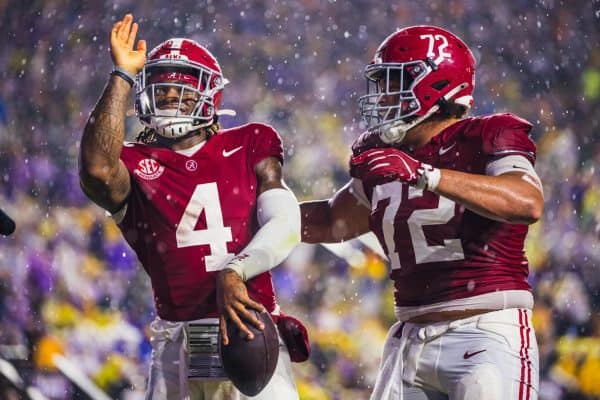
[301,26,544,400]
[79,14,302,399]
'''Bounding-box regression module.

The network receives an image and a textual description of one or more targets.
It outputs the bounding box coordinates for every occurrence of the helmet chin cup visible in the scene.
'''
[376,103,441,145]
[149,109,212,139]
[380,124,407,144]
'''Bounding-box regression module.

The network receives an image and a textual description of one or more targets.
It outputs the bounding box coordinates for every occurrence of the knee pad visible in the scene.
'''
[454,364,502,400]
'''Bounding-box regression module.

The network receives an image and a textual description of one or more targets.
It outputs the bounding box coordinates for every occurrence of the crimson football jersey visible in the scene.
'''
[118,123,284,321]
[361,113,537,308]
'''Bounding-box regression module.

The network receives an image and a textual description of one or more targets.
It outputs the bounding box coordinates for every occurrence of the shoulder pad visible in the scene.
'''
[481,113,533,133]
[479,113,536,163]
[225,122,284,164]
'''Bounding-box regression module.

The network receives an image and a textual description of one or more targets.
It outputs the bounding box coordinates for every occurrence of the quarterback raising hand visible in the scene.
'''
[80,12,303,400]
[110,13,146,75]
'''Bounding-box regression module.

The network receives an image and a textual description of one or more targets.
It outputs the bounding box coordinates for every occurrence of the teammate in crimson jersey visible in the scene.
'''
[301,26,544,400]
[79,14,301,399]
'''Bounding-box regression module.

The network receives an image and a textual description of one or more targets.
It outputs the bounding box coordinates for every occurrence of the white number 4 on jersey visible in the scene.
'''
[176,183,235,271]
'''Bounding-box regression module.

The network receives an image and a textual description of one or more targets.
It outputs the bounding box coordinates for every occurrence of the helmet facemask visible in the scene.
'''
[358,61,432,143]
[135,60,227,139]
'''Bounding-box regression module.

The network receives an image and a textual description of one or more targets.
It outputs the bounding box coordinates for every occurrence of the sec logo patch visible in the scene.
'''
[134,158,165,180]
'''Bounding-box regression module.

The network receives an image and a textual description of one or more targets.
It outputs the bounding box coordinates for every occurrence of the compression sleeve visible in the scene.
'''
[225,188,301,281]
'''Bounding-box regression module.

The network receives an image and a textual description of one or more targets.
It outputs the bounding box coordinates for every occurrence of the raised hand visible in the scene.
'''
[216,269,266,345]
[110,14,147,76]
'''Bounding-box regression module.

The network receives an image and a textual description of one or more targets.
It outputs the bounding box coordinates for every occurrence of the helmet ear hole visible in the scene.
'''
[431,80,450,91]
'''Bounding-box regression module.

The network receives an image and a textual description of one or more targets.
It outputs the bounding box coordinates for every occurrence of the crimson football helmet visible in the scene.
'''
[358,26,476,143]
[135,38,230,138]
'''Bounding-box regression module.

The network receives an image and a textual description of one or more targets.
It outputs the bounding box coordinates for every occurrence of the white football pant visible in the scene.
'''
[371,308,539,400]
[145,317,298,400]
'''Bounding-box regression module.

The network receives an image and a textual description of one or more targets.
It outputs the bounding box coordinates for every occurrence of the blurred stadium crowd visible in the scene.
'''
[1,1,599,399]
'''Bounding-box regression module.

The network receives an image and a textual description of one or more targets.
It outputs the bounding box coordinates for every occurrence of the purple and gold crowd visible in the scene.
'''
[0,1,599,399]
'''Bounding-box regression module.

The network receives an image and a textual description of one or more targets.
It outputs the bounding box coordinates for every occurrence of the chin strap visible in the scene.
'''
[150,108,216,138]
[151,108,237,138]
[380,104,441,144]
[216,109,237,117]
[380,82,470,145]
[151,116,210,138]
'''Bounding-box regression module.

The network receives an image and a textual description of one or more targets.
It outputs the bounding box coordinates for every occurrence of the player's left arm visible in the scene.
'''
[217,156,301,344]
[351,114,543,225]
[433,167,543,224]
[437,115,544,224]
[351,148,543,225]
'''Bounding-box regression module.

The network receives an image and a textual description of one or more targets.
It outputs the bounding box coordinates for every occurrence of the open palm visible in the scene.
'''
[110,14,146,76]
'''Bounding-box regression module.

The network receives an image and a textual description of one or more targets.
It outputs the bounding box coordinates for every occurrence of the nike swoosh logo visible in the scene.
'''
[463,349,486,359]
[439,142,456,156]
[222,146,243,157]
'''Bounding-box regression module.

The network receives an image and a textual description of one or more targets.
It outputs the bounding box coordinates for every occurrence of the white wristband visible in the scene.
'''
[417,164,441,191]
[425,167,441,191]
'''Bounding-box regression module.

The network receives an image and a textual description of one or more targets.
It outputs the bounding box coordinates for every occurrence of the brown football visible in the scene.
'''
[218,310,279,396]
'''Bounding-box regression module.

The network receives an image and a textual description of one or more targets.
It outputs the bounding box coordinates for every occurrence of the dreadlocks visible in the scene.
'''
[135,127,157,144]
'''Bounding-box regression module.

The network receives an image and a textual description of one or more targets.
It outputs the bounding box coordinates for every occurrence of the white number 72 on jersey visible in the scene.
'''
[372,181,465,269]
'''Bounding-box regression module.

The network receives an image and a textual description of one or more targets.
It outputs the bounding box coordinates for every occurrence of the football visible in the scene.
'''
[218,310,279,396]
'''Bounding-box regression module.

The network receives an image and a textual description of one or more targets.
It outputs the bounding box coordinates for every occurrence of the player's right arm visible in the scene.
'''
[300,179,371,243]
[79,14,146,213]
